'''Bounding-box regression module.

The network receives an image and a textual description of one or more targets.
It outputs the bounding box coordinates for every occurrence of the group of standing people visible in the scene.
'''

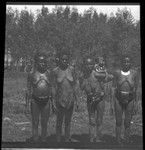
[25,50,140,144]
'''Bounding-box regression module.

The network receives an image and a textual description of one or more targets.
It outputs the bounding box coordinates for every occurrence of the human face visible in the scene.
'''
[59,54,69,70]
[97,57,105,70]
[36,56,47,73]
[86,58,94,72]
[121,57,131,72]
[99,58,105,68]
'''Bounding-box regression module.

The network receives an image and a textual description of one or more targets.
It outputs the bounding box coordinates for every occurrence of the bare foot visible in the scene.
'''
[56,136,61,142]
[116,138,124,146]
[26,136,39,143]
[65,138,72,142]
[95,136,102,142]
[90,137,95,142]
[41,137,47,142]
[123,136,132,144]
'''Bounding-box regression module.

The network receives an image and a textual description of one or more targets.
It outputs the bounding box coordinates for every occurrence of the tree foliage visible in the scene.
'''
[5,6,141,68]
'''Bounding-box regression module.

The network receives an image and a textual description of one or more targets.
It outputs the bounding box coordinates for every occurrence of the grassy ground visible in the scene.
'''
[2,71,143,144]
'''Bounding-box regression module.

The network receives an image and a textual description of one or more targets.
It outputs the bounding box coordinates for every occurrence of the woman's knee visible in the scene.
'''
[96,118,103,127]
[116,116,122,126]
[124,120,131,129]
[32,118,39,128]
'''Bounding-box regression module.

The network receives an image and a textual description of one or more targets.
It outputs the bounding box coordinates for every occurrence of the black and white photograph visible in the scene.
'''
[2,3,142,149]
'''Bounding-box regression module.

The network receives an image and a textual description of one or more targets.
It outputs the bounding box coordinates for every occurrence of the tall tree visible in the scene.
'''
[17,8,35,60]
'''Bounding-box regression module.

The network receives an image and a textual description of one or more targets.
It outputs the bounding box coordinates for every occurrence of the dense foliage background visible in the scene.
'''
[5,6,141,69]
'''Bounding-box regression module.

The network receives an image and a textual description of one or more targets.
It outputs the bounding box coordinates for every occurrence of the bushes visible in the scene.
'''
[4,71,27,79]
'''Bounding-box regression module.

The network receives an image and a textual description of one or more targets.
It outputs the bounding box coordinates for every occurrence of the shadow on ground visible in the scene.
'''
[129,134,143,144]
[45,134,89,142]
[11,134,141,149]
[100,134,117,144]
[45,134,143,145]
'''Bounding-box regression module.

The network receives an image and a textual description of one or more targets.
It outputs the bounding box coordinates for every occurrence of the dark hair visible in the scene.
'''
[121,54,132,63]
[56,50,70,60]
[95,56,105,64]
[34,51,47,63]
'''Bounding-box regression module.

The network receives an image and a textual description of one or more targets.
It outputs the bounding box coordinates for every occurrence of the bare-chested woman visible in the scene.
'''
[52,51,78,142]
[26,52,52,142]
[79,56,113,142]
[109,55,139,144]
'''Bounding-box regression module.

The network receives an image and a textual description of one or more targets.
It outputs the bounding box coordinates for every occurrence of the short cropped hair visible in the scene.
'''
[121,54,132,63]
[34,51,47,63]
